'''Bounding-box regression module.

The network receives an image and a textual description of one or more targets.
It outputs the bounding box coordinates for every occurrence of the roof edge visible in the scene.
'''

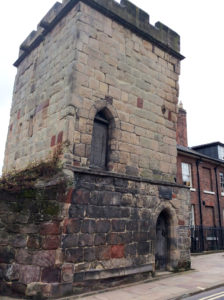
[14,0,184,67]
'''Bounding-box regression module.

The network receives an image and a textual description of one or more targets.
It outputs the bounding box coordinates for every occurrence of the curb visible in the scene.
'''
[59,269,196,300]
[169,281,224,300]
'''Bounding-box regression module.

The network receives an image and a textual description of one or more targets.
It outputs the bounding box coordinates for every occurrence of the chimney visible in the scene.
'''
[176,102,188,147]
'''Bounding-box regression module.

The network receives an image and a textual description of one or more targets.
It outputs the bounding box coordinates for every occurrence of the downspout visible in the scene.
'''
[196,159,204,251]
[214,166,223,248]
[214,166,222,227]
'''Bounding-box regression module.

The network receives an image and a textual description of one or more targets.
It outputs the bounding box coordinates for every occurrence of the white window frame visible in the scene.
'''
[190,205,195,227]
[181,162,192,187]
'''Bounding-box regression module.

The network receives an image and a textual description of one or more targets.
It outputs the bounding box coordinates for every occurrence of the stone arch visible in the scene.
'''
[153,202,179,271]
[88,99,120,132]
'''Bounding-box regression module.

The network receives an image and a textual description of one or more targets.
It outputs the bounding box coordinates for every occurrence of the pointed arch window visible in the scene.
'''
[90,110,109,169]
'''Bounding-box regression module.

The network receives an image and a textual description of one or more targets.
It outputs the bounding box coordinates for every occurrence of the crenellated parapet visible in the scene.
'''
[14,0,184,67]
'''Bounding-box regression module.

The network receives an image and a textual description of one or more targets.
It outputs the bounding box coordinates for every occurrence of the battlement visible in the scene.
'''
[14,0,184,67]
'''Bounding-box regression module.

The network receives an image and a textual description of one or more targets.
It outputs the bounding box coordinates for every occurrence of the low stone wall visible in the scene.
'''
[0,180,68,298]
[0,168,190,298]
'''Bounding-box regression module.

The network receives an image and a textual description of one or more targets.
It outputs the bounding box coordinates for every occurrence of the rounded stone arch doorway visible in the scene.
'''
[155,209,172,271]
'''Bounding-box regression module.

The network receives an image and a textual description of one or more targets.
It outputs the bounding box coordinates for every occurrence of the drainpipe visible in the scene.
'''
[214,166,223,248]
[196,159,204,251]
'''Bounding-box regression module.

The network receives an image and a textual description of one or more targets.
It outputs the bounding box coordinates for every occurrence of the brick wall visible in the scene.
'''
[177,153,224,227]
[176,106,188,147]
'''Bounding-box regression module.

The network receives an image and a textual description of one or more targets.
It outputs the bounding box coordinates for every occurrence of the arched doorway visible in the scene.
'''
[155,210,170,270]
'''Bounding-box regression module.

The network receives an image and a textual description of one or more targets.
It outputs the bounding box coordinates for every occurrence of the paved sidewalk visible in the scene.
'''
[78,252,224,300]
[2,252,224,300]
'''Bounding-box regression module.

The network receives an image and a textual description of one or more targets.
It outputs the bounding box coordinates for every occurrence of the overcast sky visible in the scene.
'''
[1,0,224,174]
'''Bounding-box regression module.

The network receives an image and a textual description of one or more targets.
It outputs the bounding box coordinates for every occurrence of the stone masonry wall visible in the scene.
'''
[69,2,180,182]
[4,0,181,183]
[0,179,69,298]
[1,1,190,298]
[3,3,82,173]
[0,169,190,298]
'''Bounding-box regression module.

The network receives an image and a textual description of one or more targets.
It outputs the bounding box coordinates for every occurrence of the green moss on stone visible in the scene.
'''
[42,201,60,216]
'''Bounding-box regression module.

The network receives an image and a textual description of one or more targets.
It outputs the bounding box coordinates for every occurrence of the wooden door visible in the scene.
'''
[90,120,108,169]
[155,213,168,270]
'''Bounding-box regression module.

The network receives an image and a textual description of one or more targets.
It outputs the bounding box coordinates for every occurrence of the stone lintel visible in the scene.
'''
[74,263,153,281]
[66,165,189,189]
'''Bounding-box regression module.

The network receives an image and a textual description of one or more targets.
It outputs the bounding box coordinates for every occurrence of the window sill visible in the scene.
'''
[203,190,215,195]
[190,188,196,192]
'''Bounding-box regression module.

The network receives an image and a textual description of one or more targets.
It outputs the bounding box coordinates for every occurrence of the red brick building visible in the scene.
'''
[177,104,224,252]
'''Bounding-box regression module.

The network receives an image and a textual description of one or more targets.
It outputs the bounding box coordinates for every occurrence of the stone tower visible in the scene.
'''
[1,0,190,298]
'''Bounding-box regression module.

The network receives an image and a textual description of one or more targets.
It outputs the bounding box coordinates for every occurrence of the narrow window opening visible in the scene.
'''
[90,110,109,169]
[28,115,34,137]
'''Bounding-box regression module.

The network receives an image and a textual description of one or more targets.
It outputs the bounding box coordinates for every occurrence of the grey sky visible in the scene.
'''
[1,0,224,174]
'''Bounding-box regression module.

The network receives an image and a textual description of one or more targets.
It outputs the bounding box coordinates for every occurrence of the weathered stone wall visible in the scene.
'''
[69,2,180,182]
[0,179,69,298]
[0,168,190,298]
[3,3,82,173]
[1,1,190,298]
[4,0,181,183]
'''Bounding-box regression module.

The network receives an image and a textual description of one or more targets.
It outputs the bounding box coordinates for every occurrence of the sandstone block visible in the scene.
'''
[81,219,96,233]
[94,233,106,246]
[111,244,124,259]
[84,247,96,262]
[61,263,74,283]
[40,222,60,235]
[65,248,83,263]
[109,86,121,100]
[32,250,56,267]
[62,234,79,248]
[19,265,41,284]
[64,219,81,234]
[42,235,60,250]
[41,267,61,283]
[96,220,111,233]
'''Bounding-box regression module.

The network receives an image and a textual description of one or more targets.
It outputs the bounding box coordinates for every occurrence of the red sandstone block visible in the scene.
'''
[36,99,50,114]
[32,250,56,267]
[42,235,60,250]
[51,135,56,147]
[9,124,13,132]
[65,188,73,204]
[111,244,124,258]
[19,265,41,284]
[40,222,60,235]
[57,131,63,144]
[172,193,177,199]
[17,110,21,120]
[178,219,185,226]
[137,97,143,108]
